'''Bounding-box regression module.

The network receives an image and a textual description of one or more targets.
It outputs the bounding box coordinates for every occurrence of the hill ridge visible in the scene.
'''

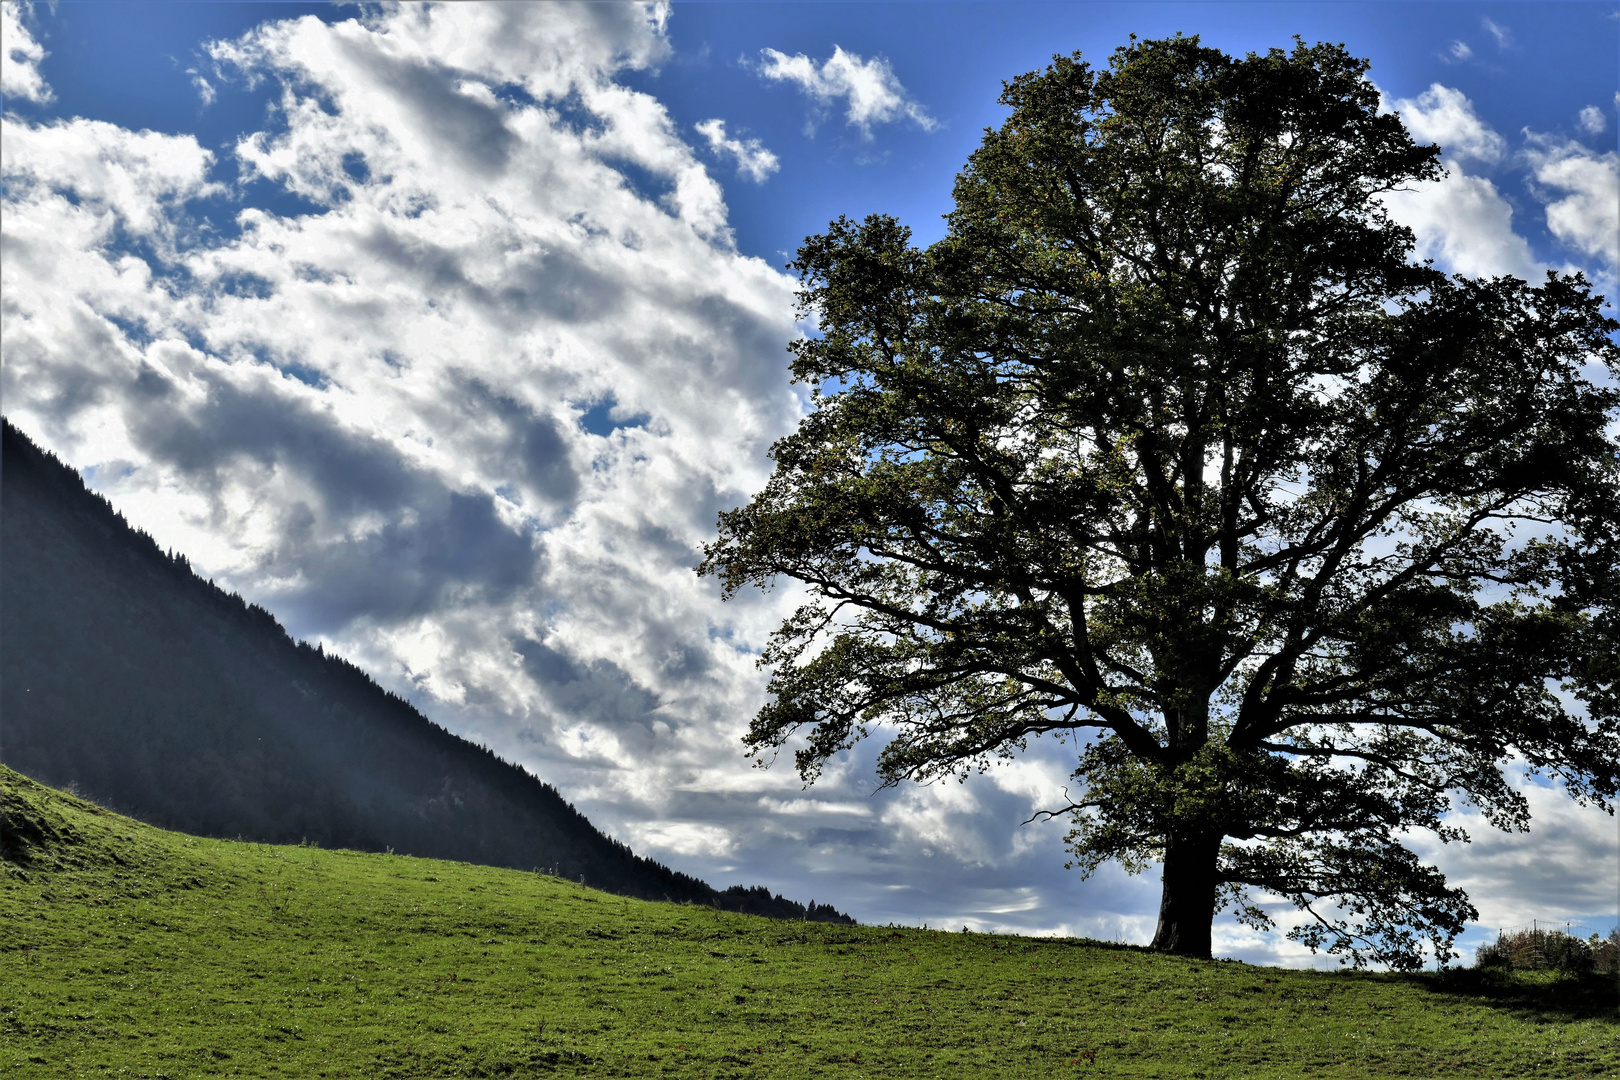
[0,417,849,923]
[3,762,1613,1078]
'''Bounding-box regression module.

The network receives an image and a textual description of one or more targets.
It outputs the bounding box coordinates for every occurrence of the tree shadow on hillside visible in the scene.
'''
[1409,968,1619,1023]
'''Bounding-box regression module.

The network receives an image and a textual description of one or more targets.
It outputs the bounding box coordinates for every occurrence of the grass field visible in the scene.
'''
[2,765,1615,1079]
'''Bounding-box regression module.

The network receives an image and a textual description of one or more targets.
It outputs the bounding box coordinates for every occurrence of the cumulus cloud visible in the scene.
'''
[1379,83,1619,301]
[1377,85,1539,281]
[1523,135,1620,271]
[0,117,223,237]
[0,0,812,874]
[755,45,935,138]
[694,118,778,182]
[1425,776,1619,930]
[1,0,51,103]
[1392,83,1507,164]
[1577,105,1607,135]
[1380,166,1539,279]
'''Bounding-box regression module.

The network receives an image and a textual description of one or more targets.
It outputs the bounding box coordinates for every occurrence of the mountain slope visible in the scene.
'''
[0,417,847,921]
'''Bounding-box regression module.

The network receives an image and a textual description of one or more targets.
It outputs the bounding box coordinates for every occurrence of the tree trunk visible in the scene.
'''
[1150,829,1221,958]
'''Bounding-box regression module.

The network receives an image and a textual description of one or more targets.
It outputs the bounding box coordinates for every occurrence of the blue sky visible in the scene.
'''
[3,1,1617,966]
[12,3,1617,264]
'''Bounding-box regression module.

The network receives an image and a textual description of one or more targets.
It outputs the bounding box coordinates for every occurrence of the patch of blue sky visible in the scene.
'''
[338,150,370,185]
[96,216,209,291]
[577,396,651,438]
[222,341,326,390]
[23,3,1613,280]
[20,2,345,237]
[274,360,327,390]
[609,155,678,210]
[543,87,610,140]
[488,79,542,112]
[623,2,1616,276]
[102,311,155,351]
[80,460,138,487]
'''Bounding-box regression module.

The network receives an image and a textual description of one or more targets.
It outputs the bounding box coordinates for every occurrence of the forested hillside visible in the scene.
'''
[0,418,848,923]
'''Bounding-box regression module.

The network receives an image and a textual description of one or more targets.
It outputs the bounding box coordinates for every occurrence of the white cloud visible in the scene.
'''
[630,820,737,859]
[1378,85,1551,282]
[1446,40,1473,63]
[1577,105,1607,135]
[2,4,1141,941]
[1381,85,1615,303]
[694,118,778,183]
[1,0,51,103]
[757,796,872,817]
[1481,16,1513,49]
[755,45,935,139]
[1392,83,1507,164]
[879,780,992,864]
[188,68,216,107]
[1380,165,1539,279]
[1419,773,1619,932]
[0,117,223,237]
[1,0,813,879]
[1523,135,1620,269]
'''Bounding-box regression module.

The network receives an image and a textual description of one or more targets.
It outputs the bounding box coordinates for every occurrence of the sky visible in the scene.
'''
[2,0,1617,968]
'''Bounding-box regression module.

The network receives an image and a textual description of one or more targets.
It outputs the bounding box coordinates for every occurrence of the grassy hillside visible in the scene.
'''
[2,767,1615,1079]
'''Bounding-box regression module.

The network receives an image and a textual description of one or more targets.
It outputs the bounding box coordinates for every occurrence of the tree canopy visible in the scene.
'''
[699,36,1620,967]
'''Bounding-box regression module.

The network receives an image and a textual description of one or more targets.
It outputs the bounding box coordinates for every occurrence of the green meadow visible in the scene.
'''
[2,766,1615,1079]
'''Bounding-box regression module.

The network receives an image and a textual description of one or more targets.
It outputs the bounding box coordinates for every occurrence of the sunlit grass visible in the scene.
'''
[2,766,1615,1079]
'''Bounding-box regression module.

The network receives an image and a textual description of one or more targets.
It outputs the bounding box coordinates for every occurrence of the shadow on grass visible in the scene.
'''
[1408,968,1619,1022]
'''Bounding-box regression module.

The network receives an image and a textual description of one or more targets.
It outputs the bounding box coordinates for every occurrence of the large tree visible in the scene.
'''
[700,37,1620,967]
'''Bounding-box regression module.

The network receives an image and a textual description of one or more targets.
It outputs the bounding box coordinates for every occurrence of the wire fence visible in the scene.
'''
[1476,920,1620,973]
[1496,920,1616,939]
